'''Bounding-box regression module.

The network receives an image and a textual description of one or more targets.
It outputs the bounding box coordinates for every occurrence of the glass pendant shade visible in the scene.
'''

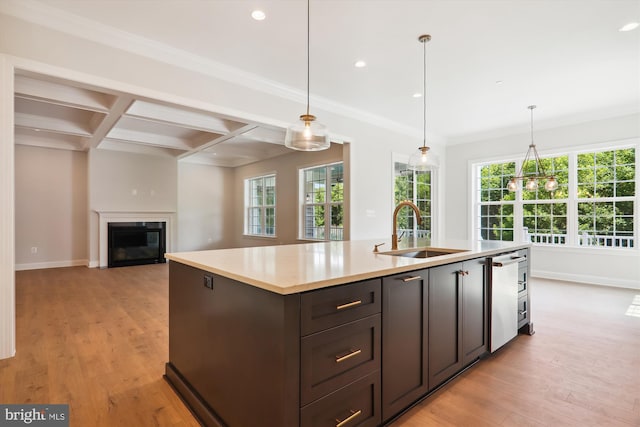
[544,176,558,192]
[285,114,330,151]
[507,178,518,192]
[525,177,538,191]
[408,146,431,172]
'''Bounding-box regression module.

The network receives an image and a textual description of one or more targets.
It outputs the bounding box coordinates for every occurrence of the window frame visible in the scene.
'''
[392,155,436,244]
[299,162,344,241]
[472,141,638,251]
[244,173,276,238]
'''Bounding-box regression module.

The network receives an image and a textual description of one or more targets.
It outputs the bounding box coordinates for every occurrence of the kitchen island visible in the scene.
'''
[164,239,532,427]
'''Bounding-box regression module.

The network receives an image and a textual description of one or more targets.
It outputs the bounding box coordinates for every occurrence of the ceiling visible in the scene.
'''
[14,71,292,166]
[5,0,640,164]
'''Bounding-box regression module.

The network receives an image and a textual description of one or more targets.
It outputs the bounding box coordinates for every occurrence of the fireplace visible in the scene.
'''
[108,222,166,268]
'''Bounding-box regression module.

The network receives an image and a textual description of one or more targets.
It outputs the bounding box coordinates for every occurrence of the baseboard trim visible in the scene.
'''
[164,363,225,427]
[532,269,640,290]
[15,259,88,271]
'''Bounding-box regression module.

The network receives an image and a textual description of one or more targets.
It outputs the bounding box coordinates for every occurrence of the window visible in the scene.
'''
[522,155,569,245]
[245,174,276,237]
[477,161,515,241]
[394,161,433,244]
[474,145,636,249]
[302,163,343,240]
[577,148,635,248]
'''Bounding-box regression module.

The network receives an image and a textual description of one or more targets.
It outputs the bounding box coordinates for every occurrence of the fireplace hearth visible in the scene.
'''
[108,222,166,268]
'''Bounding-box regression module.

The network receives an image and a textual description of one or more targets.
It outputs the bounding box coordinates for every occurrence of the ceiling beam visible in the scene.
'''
[84,95,133,150]
[177,123,257,160]
[15,75,113,113]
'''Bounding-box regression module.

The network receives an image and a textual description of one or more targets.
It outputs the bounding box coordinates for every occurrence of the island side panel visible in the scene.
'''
[166,261,300,427]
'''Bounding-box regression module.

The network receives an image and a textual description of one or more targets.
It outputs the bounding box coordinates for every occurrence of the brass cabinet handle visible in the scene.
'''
[336,300,362,310]
[401,275,421,282]
[457,270,469,276]
[335,349,362,363]
[335,410,362,427]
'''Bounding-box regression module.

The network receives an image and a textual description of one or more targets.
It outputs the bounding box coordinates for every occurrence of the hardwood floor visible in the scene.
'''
[1,266,639,426]
[1,265,199,427]
[395,278,640,427]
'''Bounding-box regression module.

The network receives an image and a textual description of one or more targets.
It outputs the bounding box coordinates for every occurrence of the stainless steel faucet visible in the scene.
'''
[392,200,422,250]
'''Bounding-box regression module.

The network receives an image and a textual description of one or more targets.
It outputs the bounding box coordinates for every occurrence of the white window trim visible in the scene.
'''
[298,162,344,241]
[244,173,277,238]
[470,139,639,251]
[391,152,438,242]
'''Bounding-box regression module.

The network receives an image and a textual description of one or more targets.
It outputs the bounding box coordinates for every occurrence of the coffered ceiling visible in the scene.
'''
[4,0,640,164]
[13,71,292,166]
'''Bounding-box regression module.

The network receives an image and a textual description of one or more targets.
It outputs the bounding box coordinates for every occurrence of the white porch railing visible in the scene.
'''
[528,232,635,248]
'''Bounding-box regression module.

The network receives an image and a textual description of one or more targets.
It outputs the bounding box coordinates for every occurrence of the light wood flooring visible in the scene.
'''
[1,265,639,426]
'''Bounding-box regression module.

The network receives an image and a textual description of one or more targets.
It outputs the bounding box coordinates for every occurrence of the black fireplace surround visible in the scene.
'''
[108,221,166,268]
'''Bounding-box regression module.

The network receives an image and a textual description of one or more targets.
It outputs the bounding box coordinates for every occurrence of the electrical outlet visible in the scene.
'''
[30,247,38,254]
[203,275,214,290]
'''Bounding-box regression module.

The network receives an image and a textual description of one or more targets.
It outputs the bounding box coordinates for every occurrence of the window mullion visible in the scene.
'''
[566,152,578,246]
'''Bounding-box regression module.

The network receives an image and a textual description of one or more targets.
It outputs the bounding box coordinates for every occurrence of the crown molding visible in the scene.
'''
[0,0,422,139]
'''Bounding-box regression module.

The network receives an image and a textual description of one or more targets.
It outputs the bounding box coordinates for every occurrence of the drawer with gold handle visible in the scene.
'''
[301,314,380,405]
[301,279,381,336]
[300,371,380,427]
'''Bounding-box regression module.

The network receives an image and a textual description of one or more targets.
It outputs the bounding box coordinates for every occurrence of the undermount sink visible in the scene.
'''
[380,247,468,259]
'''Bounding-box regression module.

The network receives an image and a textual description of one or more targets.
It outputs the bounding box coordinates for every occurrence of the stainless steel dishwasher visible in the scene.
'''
[490,252,526,352]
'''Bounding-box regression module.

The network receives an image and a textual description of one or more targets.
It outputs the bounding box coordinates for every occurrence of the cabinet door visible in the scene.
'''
[462,259,489,366]
[428,262,463,389]
[381,269,428,422]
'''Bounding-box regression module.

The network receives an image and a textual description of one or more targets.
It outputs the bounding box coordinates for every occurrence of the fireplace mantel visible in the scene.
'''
[96,211,176,268]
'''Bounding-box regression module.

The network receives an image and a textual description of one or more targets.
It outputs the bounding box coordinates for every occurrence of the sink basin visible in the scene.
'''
[380,247,468,259]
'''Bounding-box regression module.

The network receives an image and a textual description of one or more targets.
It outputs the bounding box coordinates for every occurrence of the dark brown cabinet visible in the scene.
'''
[428,258,488,389]
[166,248,527,427]
[381,269,428,422]
[300,278,382,427]
[462,259,490,366]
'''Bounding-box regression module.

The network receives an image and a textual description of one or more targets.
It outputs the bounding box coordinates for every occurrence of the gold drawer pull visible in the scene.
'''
[336,300,362,310]
[335,349,362,363]
[402,275,421,282]
[336,409,362,427]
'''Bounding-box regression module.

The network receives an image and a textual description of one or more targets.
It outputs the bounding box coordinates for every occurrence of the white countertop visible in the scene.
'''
[165,239,530,295]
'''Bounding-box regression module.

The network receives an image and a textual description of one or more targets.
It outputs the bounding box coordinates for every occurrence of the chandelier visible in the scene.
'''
[507,105,558,192]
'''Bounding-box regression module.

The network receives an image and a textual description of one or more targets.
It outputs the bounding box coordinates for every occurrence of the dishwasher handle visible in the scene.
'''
[492,256,526,267]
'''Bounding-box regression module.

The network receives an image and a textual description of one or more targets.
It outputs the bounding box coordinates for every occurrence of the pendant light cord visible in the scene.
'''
[422,37,427,148]
[306,0,310,116]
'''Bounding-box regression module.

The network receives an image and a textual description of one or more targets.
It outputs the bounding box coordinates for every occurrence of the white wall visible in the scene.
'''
[15,145,87,269]
[176,161,234,251]
[445,113,640,289]
[88,149,177,266]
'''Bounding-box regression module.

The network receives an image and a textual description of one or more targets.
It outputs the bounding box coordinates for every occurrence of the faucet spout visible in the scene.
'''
[392,200,422,250]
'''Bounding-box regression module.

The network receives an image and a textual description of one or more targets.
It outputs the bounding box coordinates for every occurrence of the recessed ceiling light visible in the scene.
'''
[412,93,422,98]
[251,10,266,21]
[354,60,366,68]
[619,22,639,32]
[495,80,504,85]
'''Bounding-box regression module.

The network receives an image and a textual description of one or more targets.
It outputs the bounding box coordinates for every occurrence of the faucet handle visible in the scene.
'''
[373,243,386,253]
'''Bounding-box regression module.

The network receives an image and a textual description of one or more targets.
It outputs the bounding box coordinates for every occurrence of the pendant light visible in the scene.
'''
[284,0,330,151]
[507,105,558,192]
[408,34,432,172]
